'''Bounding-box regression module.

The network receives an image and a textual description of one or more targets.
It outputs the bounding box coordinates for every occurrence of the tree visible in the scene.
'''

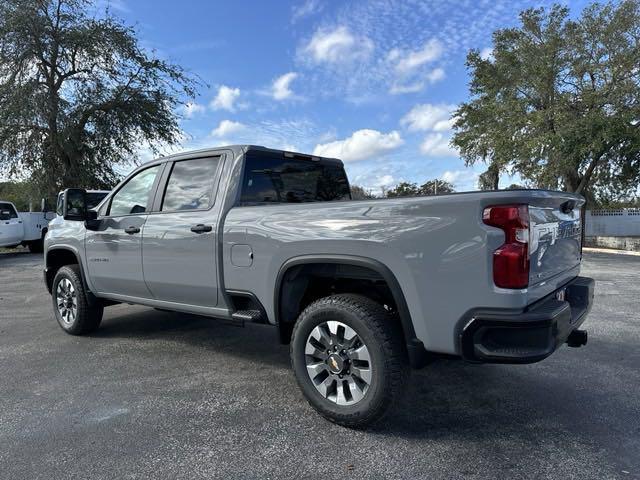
[386,179,455,197]
[0,181,37,210]
[419,179,455,195]
[0,0,199,199]
[386,182,420,197]
[477,163,500,190]
[350,185,376,200]
[452,1,640,205]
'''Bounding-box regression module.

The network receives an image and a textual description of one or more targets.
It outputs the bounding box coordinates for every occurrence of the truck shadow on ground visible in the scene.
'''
[91,306,633,447]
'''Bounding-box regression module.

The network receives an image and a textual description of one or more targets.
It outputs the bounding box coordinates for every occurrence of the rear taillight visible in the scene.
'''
[483,204,530,289]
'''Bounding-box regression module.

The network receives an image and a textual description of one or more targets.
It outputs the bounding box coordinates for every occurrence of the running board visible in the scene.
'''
[230,309,265,326]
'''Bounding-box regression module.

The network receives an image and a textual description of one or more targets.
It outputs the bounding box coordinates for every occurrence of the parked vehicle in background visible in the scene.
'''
[43,145,595,428]
[0,200,54,252]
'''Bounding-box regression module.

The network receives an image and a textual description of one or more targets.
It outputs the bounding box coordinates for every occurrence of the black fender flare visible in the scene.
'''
[274,254,428,368]
[45,247,98,306]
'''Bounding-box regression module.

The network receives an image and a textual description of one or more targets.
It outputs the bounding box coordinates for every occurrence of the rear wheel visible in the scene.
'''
[290,294,408,428]
[52,265,103,335]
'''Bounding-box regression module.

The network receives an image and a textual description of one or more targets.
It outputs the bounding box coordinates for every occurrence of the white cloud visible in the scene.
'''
[442,169,481,191]
[211,120,245,137]
[389,39,443,74]
[400,103,456,132]
[426,67,445,83]
[210,85,241,112]
[291,0,324,23]
[182,102,206,118]
[386,39,445,94]
[271,72,298,100]
[375,174,395,187]
[349,171,396,194]
[389,82,425,95]
[313,129,403,162]
[390,68,446,95]
[420,133,457,157]
[480,47,493,60]
[302,26,374,64]
[401,104,458,157]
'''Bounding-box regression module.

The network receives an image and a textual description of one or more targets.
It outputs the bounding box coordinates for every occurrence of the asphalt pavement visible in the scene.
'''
[0,250,638,479]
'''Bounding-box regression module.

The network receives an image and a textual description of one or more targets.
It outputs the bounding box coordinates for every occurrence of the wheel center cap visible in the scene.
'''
[327,354,345,374]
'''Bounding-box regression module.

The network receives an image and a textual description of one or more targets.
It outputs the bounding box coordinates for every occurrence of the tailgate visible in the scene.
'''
[529,196,584,287]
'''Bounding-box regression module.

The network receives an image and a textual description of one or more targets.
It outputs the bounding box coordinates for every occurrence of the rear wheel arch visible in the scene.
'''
[274,255,427,367]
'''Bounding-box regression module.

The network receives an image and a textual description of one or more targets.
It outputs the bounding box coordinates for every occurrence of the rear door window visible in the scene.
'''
[240,153,350,205]
[161,157,220,211]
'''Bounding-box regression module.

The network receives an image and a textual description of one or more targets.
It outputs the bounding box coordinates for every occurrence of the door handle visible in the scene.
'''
[190,224,212,233]
[124,226,140,234]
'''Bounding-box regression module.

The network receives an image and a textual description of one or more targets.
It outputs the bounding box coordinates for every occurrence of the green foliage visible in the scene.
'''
[419,179,455,195]
[0,0,200,198]
[386,182,420,198]
[0,181,36,210]
[478,163,500,190]
[386,179,455,197]
[452,1,640,204]
[350,185,376,200]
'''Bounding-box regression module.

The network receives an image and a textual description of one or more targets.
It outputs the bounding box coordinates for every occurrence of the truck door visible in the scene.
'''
[141,156,222,307]
[0,202,24,247]
[85,164,163,298]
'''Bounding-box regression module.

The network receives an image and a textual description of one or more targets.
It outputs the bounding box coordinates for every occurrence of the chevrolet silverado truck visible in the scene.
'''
[44,145,595,427]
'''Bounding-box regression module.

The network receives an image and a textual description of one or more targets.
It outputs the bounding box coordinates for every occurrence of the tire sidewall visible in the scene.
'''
[291,300,389,420]
[52,266,83,333]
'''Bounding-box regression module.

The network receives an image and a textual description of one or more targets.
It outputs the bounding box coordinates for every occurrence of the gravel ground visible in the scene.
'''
[0,251,638,479]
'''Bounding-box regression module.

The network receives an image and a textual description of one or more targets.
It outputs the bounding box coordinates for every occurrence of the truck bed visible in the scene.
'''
[223,189,584,355]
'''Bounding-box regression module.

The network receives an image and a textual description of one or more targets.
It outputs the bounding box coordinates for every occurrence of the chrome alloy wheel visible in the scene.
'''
[305,320,372,405]
[56,278,77,326]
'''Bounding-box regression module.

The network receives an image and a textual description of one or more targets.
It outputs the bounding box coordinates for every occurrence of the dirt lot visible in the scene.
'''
[0,251,638,479]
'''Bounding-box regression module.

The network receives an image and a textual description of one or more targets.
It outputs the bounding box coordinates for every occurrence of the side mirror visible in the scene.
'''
[0,210,11,221]
[62,188,88,221]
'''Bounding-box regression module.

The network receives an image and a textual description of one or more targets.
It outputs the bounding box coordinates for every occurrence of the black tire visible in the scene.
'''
[28,239,44,253]
[52,265,103,335]
[290,294,408,428]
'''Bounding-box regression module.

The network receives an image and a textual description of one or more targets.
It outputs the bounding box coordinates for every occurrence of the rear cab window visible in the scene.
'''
[239,152,351,205]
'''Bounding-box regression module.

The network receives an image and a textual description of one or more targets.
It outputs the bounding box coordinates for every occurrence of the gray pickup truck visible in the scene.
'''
[44,145,594,427]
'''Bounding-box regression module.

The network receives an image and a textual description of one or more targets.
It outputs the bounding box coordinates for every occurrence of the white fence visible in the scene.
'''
[585,208,640,237]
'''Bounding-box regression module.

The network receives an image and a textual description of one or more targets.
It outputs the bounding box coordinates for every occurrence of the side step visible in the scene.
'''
[231,309,265,326]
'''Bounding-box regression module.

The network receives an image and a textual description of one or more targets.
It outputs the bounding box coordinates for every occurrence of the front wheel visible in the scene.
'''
[52,265,103,335]
[290,294,408,428]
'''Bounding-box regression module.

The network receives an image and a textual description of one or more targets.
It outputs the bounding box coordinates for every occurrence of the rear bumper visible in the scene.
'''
[459,276,595,364]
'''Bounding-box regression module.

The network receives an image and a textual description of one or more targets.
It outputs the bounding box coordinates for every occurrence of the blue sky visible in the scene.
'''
[109,0,591,193]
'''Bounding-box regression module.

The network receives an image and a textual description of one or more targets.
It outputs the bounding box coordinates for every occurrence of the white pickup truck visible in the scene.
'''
[0,200,54,252]
[1,191,109,253]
